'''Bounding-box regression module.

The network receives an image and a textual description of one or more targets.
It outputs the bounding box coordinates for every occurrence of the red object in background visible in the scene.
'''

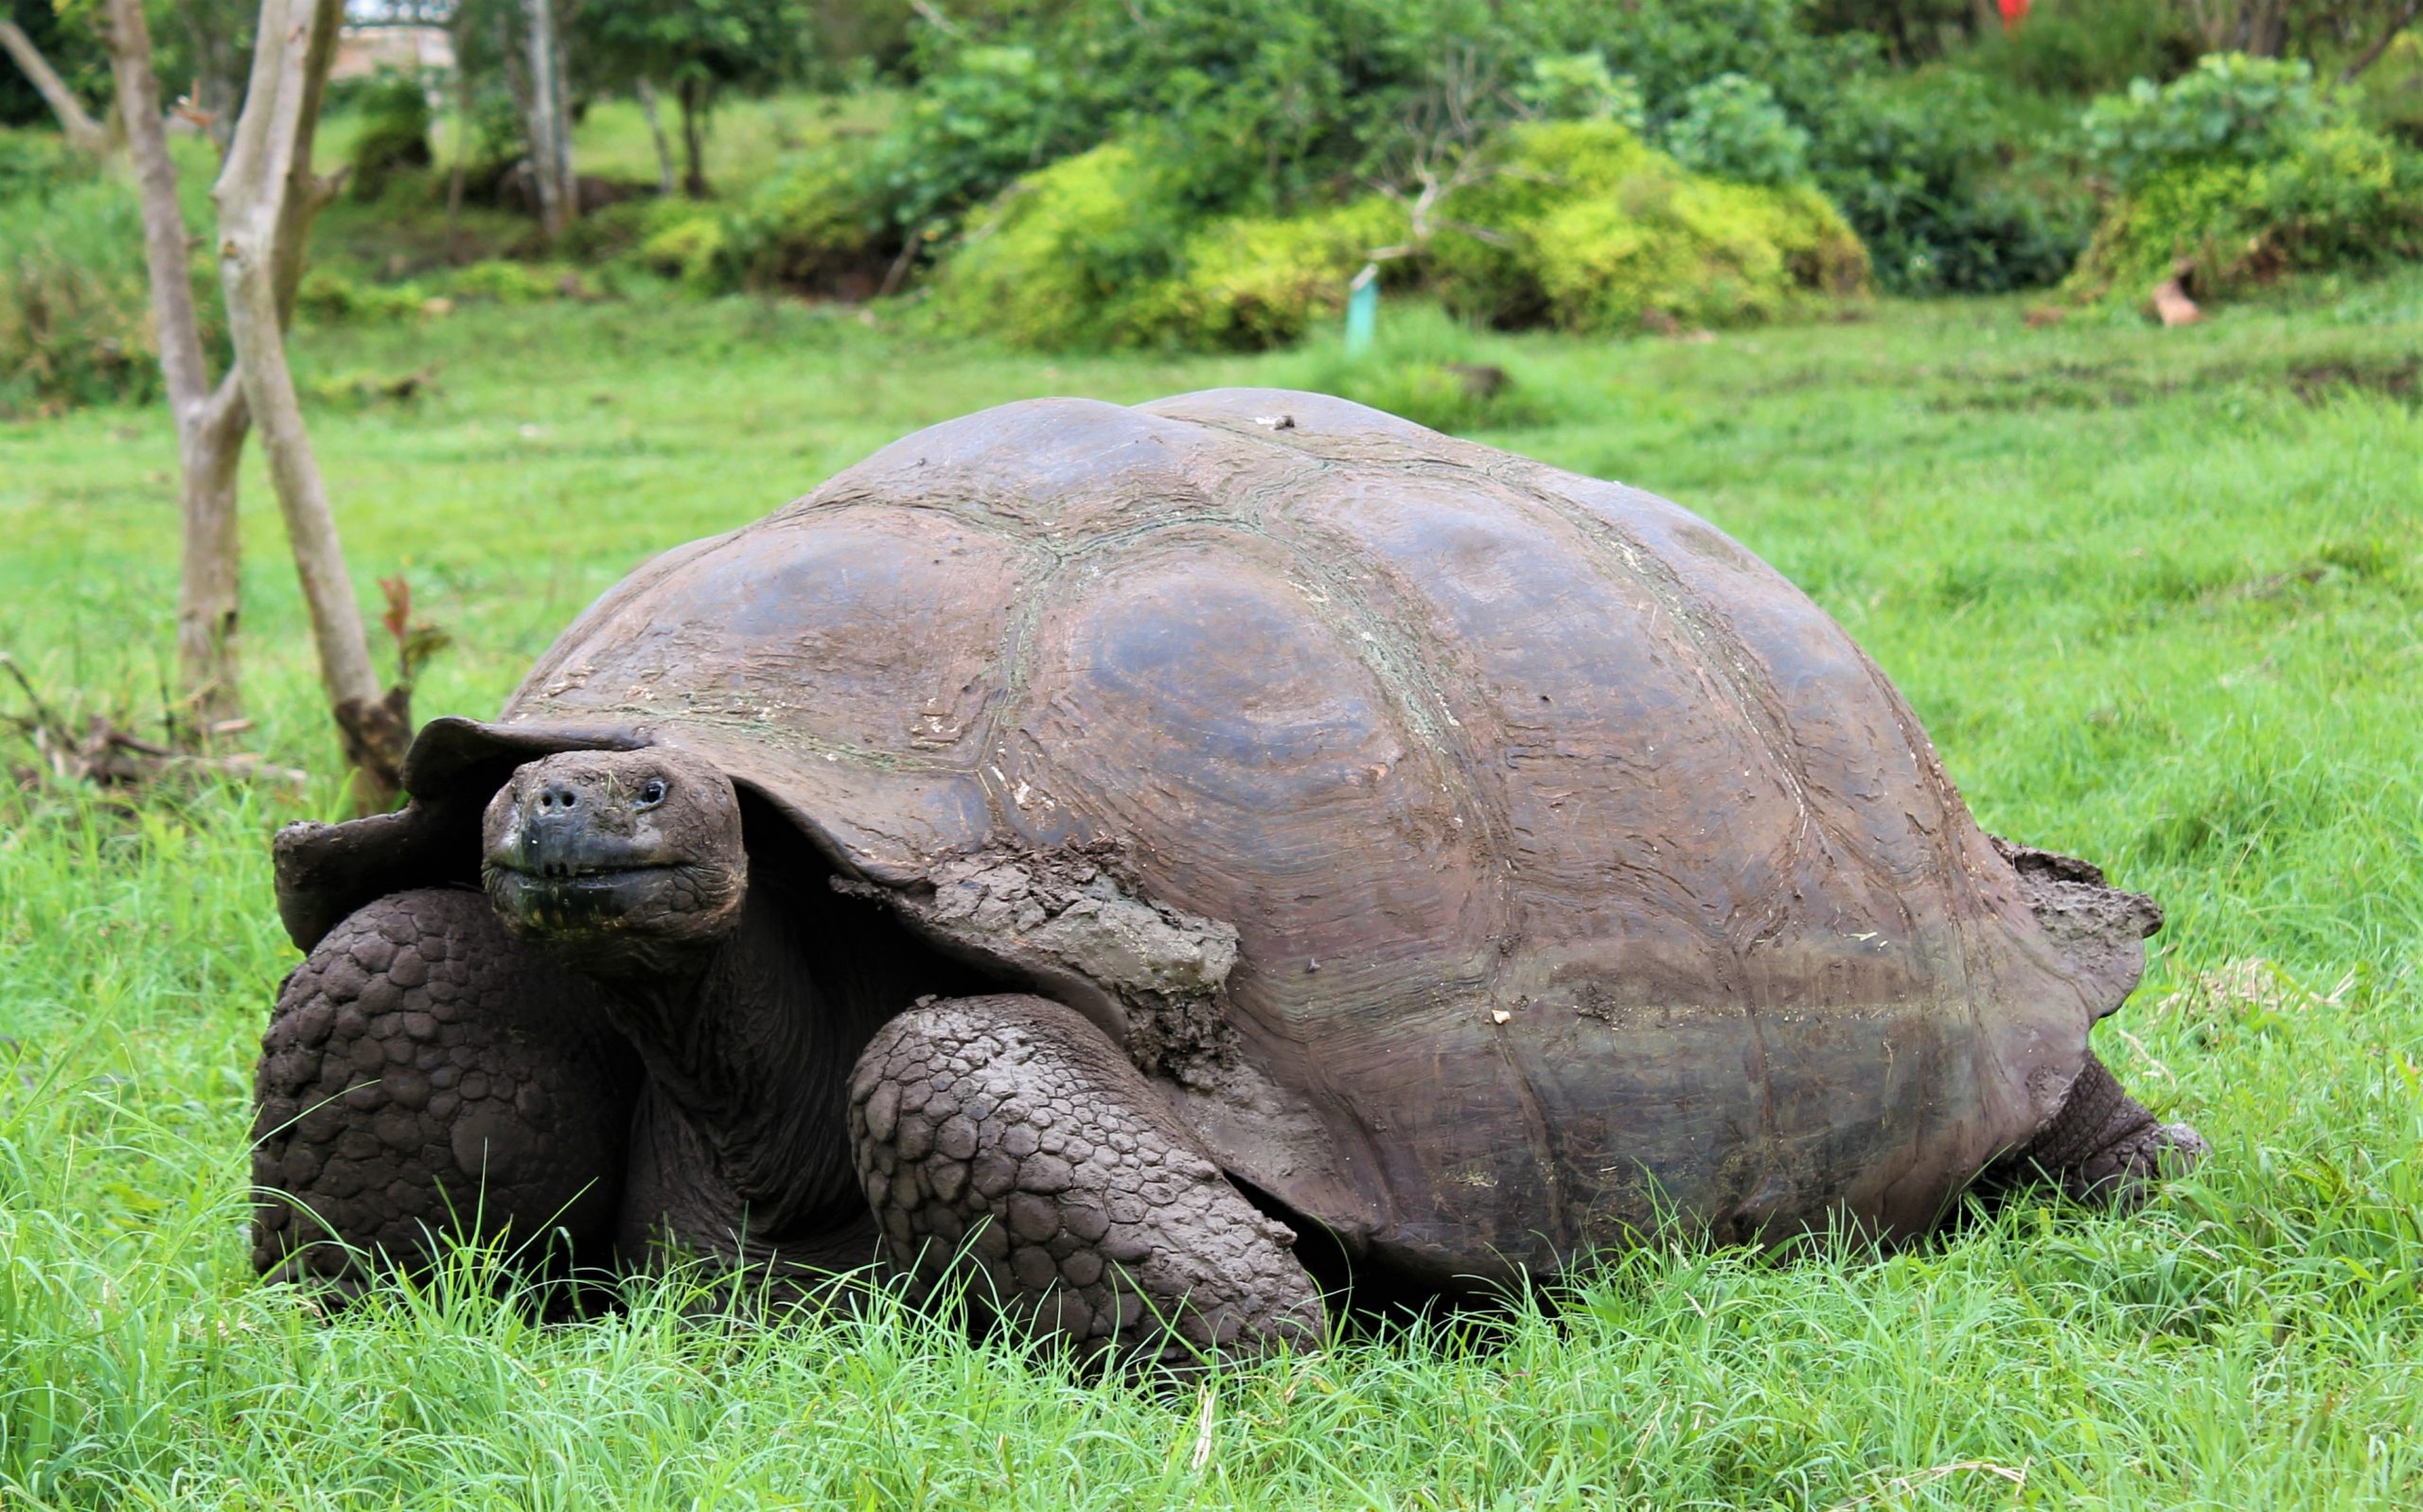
[1999,0,2032,27]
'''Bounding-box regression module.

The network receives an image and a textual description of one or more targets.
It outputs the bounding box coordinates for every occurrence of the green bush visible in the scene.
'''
[929,141,1407,352]
[1812,73,2090,294]
[437,260,570,304]
[1147,195,1405,349]
[2082,54,2341,194]
[1431,120,1868,335]
[1661,73,1812,185]
[871,43,1104,241]
[721,147,890,292]
[1595,0,1876,131]
[0,175,211,417]
[925,140,1195,349]
[2067,120,2423,308]
[346,70,435,202]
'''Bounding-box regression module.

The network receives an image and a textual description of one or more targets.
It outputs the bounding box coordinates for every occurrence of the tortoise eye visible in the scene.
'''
[636,778,667,808]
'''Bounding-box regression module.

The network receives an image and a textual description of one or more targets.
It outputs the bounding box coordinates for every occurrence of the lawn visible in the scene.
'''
[1,273,2419,1507]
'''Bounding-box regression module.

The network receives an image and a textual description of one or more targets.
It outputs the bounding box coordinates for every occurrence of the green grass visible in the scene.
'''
[1,271,2419,1507]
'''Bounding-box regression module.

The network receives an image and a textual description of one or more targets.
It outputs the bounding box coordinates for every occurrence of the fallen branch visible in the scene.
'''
[0,655,308,795]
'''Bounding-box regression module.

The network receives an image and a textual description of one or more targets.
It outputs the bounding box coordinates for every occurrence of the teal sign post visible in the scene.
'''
[1345,263,1379,357]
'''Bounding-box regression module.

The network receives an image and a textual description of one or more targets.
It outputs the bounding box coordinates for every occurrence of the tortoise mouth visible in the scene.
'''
[483,860,742,951]
[488,856,678,883]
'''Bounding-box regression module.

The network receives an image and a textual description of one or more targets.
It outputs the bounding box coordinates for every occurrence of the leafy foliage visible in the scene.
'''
[1812,73,2090,294]
[1516,51,1646,127]
[866,44,1102,241]
[1661,73,1812,185]
[2082,53,2341,193]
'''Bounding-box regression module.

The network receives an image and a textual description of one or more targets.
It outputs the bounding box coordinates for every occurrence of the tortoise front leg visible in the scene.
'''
[847,994,1323,1369]
[1996,1049,2207,1203]
[252,888,639,1302]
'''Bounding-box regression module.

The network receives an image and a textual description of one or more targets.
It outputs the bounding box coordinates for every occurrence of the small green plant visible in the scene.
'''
[1517,52,1646,129]
[295,268,432,324]
[1287,301,1556,433]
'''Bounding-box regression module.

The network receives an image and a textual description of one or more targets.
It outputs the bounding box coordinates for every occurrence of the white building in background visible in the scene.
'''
[330,26,455,82]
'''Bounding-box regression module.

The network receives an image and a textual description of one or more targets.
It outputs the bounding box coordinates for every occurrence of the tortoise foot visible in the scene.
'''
[2002,1050,2205,1205]
[252,888,639,1301]
[848,993,1324,1370]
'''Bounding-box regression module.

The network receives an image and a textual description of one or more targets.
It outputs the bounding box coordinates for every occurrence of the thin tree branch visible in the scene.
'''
[2342,0,2423,82]
[0,21,109,153]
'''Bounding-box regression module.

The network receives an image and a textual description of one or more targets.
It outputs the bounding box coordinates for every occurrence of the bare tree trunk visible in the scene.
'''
[520,0,576,236]
[0,21,111,154]
[217,0,411,811]
[677,74,708,199]
[2343,1,2423,81]
[106,0,253,731]
[445,59,472,262]
[636,77,676,196]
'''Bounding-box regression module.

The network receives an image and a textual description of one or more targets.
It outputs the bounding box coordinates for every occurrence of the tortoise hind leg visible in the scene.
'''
[847,994,1324,1370]
[1995,1050,2207,1204]
[252,888,639,1303]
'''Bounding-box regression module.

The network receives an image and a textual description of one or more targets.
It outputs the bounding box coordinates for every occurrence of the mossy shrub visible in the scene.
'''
[635,209,734,291]
[2066,122,2423,308]
[1432,120,1868,335]
[295,268,429,324]
[1145,196,1405,350]
[925,141,1194,350]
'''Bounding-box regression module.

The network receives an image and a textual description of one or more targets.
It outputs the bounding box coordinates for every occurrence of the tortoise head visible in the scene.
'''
[480,747,747,976]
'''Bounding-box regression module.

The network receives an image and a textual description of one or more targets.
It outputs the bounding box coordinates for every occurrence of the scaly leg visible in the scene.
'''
[848,994,1323,1369]
[252,888,639,1299]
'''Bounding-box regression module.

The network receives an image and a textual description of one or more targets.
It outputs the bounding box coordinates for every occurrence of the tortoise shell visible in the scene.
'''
[281,389,2144,1284]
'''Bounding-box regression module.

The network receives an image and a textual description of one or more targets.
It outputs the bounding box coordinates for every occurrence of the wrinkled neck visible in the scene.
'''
[597,884,880,1237]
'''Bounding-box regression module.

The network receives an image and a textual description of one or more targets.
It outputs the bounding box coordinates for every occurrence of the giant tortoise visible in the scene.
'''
[254,388,2203,1362]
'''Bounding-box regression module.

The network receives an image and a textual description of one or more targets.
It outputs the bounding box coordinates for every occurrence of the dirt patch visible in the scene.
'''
[2284,357,2420,407]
